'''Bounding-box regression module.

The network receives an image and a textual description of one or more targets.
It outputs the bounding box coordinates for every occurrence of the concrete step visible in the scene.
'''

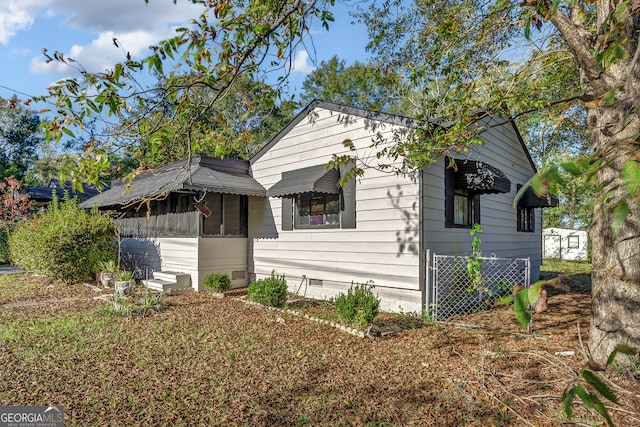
[151,271,192,288]
[142,278,192,294]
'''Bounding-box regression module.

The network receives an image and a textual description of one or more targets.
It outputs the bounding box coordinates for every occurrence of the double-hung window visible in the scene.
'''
[453,189,474,227]
[517,205,534,232]
[295,192,341,227]
[268,163,356,231]
[444,157,511,229]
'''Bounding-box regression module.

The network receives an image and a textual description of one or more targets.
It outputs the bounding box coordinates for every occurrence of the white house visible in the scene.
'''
[83,100,557,312]
[542,227,589,261]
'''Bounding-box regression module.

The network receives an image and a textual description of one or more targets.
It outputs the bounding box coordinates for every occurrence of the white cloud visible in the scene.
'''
[15,0,204,75]
[291,50,316,75]
[31,30,161,75]
[45,0,203,34]
[0,2,36,45]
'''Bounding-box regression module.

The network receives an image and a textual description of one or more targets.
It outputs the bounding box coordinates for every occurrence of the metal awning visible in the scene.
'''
[518,186,559,208]
[267,164,340,197]
[80,156,266,208]
[454,160,511,194]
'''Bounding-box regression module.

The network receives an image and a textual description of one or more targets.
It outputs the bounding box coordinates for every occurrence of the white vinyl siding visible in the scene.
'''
[120,236,249,292]
[250,105,543,311]
[120,237,199,283]
[422,115,542,280]
[250,107,422,311]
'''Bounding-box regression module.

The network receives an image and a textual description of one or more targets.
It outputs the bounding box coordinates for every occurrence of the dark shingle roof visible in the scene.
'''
[28,179,101,203]
[80,156,266,208]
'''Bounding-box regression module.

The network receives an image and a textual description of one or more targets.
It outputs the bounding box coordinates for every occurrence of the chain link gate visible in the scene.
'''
[428,253,530,321]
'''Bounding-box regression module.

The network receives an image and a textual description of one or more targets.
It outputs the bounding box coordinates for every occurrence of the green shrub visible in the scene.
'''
[335,281,380,326]
[248,272,288,307]
[115,270,134,281]
[9,196,116,283]
[204,272,231,292]
[0,226,8,265]
[98,260,118,273]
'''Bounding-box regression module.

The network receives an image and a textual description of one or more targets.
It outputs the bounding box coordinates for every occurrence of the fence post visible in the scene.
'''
[424,249,431,317]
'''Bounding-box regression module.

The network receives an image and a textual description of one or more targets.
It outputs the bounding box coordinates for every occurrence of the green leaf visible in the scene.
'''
[611,201,629,234]
[582,370,619,404]
[612,1,628,21]
[606,347,620,368]
[606,343,638,368]
[587,392,615,427]
[562,386,577,419]
[497,295,513,305]
[612,44,629,61]
[602,89,616,104]
[527,286,540,306]
[574,384,594,409]
[615,343,638,355]
[561,161,582,176]
[114,63,123,81]
[513,289,531,329]
[621,161,640,195]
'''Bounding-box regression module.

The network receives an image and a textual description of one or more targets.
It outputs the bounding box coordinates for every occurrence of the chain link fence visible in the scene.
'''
[430,253,530,320]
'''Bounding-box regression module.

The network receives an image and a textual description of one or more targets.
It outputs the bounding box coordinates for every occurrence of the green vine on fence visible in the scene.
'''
[466,223,483,296]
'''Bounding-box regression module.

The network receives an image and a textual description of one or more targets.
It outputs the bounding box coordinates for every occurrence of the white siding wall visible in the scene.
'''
[250,108,422,312]
[198,237,249,291]
[120,237,199,282]
[121,236,249,292]
[422,116,543,281]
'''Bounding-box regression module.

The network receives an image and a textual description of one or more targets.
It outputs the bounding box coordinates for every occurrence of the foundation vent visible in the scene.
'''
[309,278,323,287]
[232,270,247,280]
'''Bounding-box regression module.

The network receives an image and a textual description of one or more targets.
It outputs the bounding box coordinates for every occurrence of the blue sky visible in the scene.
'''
[0,1,371,103]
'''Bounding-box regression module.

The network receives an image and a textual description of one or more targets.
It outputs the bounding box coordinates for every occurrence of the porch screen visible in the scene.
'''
[202,193,248,236]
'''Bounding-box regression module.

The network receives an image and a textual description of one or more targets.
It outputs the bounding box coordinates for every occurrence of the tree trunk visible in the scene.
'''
[587,101,640,365]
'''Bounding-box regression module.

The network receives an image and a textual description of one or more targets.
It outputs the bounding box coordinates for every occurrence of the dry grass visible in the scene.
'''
[1,274,639,426]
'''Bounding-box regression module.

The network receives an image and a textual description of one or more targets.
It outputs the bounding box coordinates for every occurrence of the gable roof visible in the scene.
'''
[250,99,538,172]
[250,100,419,165]
[80,156,266,208]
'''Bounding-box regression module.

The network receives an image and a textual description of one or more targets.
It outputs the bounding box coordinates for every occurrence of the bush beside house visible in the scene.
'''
[335,281,380,326]
[204,273,231,292]
[9,197,116,282]
[248,273,287,307]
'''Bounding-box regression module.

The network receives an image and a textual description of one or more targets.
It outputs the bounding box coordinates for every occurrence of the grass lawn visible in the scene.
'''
[541,259,592,275]
[1,274,639,426]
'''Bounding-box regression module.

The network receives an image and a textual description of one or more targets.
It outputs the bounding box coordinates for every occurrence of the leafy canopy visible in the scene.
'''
[0,96,42,182]
[33,0,336,186]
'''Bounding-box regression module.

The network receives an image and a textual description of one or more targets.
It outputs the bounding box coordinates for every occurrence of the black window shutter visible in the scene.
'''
[339,163,356,229]
[445,158,454,228]
[282,197,293,231]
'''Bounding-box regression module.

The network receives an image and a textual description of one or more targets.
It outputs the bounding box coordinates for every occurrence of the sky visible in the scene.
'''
[0,0,371,104]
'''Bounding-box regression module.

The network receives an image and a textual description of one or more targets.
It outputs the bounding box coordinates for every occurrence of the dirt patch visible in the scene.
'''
[0,274,101,305]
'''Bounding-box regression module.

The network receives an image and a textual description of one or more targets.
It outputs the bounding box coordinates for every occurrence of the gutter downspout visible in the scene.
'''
[419,169,427,313]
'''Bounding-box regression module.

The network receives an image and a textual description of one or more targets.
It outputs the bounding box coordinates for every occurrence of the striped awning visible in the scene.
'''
[267,164,340,197]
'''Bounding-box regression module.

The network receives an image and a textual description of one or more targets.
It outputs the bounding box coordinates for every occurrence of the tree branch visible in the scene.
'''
[544,6,607,94]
